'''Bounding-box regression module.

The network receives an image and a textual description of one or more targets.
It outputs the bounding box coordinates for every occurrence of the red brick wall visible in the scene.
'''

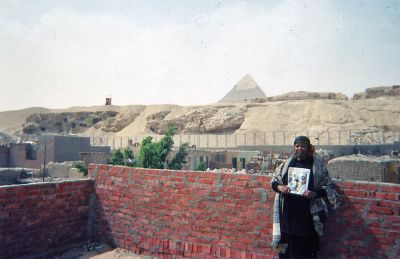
[89,165,400,258]
[90,165,275,258]
[321,181,400,258]
[0,180,93,258]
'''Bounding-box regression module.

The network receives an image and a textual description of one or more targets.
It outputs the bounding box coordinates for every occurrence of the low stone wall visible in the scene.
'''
[89,165,400,258]
[0,180,93,258]
[45,161,85,178]
[328,155,400,183]
[0,168,22,185]
[0,168,39,185]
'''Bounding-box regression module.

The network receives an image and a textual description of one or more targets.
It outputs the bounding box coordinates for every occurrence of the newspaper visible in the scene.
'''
[288,167,310,195]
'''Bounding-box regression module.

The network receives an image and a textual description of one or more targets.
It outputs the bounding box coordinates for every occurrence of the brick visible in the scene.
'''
[222,186,235,193]
[186,177,196,183]
[99,164,111,170]
[364,226,386,235]
[367,212,384,221]
[209,173,224,179]
[380,185,400,193]
[143,175,156,181]
[235,188,253,194]
[375,192,399,201]
[222,174,235,179]
[236,175,251,181]
[343,189,367,198]
[174,183,187,189]
[338,182,357,189]
[236,200,252,206]
[378,200,400,209]
[198,178,214,185]
[231,181,248,187]
[347,197,377,205]
[203,244,212,254]
[387,230,400,239]
[260,181,271,190]
[177,189,191,195]
[369,205,393,215]
[386,215,400,223]
[170,176,184,182]
[356,183,381,191]
[5,203,21,210]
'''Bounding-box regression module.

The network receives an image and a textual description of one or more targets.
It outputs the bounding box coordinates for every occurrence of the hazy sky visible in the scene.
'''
[1,0,399,111]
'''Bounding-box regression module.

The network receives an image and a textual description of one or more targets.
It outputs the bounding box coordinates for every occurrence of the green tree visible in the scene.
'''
[123,147,134,159]
[138,127,188,170]
[155,127,176,167]
[138,136,159,168]
[123,147,136,166]
[108,149,124,165]
[194,161,207,171]
[75,164,88,176]
[168,143,189,170]
[108,147,136,166]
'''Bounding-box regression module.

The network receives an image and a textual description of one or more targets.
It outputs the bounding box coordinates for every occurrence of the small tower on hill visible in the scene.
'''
[105,95,112,106]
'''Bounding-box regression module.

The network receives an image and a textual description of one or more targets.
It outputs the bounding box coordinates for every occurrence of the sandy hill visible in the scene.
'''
[0,96,399,143]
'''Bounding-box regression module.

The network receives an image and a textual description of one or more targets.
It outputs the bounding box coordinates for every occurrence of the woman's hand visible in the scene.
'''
[303,190,316,199]
[278,185,290,194]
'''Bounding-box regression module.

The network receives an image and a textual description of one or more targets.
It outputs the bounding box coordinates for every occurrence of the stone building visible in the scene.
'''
[185,148,260,171]
[0,134,110,169]
[327,154,400,183]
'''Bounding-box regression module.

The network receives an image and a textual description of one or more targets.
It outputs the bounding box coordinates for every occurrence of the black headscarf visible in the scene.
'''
[293,135,311,146]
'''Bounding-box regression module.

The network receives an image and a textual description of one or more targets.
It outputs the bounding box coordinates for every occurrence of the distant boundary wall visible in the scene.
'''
[237,142,400,157]
[89,165,400,258]
[91,130,400,149]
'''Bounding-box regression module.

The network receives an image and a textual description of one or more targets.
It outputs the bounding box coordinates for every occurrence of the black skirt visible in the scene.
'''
[279,231,320,259]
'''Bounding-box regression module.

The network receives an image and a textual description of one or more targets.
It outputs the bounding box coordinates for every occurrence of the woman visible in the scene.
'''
[271,136,340,258]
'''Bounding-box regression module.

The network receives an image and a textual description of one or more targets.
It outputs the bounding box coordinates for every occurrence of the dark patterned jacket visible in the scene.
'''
[271,154,341,247]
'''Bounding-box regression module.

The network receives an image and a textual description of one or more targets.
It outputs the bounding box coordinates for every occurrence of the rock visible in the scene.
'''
[99,111,140,132]
[69,168,84,179]
[22,123,42,134]
[262,91,348,102]
[353,85,400,99]
[1,91,399,144]
[21,110,142,134]
[146,107,245,134]
[0,132,13,144]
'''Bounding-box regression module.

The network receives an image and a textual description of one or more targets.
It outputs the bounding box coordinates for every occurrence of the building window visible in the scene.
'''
[215,153,226,163]
[25,144,37,160]
[240,158,246,169]
[200,156,208,164]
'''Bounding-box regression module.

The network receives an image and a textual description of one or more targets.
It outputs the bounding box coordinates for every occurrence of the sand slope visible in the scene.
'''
[1,98,399,140]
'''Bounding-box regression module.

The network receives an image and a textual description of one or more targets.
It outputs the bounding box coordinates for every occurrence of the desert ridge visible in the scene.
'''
[0,97,399,143]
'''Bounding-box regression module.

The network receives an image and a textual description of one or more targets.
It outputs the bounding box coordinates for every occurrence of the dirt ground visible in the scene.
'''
[55,242,157,259]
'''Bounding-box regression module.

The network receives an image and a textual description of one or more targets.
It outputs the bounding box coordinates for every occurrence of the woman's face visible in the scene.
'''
[294,142,309,160]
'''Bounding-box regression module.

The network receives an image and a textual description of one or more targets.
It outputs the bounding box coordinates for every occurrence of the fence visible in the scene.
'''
[91,129,400,149]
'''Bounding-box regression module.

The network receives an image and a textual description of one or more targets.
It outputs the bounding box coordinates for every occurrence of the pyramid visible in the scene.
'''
[218,74,266,103]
